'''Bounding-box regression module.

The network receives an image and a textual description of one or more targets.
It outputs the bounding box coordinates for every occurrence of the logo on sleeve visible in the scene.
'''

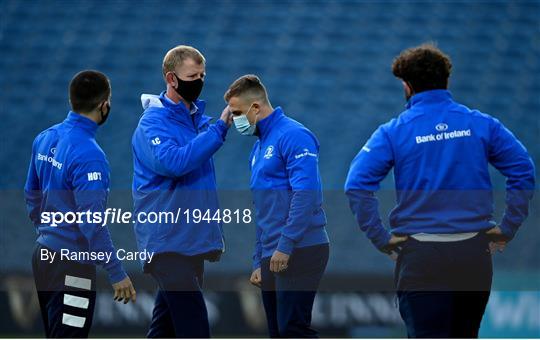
[264,146,274,159]
[294,148,317,159]
[151,137,161,145]
[87,172,102,181]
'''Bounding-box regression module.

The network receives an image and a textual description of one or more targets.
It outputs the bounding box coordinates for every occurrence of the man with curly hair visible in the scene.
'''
[345,43,535,338]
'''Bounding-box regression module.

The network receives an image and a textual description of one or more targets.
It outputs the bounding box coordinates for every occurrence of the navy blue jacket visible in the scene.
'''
[345,90,535,250]
[132,92,227,262]
[250,107,329,269]
[24,112,127,283]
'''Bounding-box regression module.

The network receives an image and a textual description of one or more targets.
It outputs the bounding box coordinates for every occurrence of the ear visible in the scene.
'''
[402,81,414,95]
[99,100,108,112]
[402,81,409,92]
[165,72,177,87]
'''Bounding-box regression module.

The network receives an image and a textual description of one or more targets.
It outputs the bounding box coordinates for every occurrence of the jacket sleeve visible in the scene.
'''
[71,160,127,284]
[275,129,321,255]
[344,125,394,251]
[137,116,228,178]
[488,118,536,239]
[24,139,42,227]
[249,143,262,269]
[252,223,262,270]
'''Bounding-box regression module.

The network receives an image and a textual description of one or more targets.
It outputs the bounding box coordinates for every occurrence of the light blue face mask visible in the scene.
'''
[233,104,257,136]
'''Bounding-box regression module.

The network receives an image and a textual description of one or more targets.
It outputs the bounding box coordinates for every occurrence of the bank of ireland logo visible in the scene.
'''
[264,145,274,159]
[50,147,56,155]
[436,123,448,132]
[151,137,161,145]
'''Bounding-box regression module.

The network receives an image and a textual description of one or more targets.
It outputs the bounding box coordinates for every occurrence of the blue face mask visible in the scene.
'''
[233,104,257,136]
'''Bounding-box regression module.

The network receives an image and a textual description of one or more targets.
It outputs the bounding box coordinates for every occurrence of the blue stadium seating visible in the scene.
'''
[0,0,538,274]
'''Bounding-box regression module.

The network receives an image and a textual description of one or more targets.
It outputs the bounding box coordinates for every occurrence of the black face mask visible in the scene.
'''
[173,73,204,103]
[98,103,110,126]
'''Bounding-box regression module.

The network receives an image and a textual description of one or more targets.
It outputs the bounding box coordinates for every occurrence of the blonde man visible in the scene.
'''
[132,45,232,338]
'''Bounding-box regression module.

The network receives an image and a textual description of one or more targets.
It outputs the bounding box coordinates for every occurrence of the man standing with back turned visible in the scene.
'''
[132,45,232,338]
[25,70,135,338]
[345,44,535,338]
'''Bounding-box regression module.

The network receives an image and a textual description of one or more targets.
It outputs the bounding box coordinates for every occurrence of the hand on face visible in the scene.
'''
[220,106,233,127]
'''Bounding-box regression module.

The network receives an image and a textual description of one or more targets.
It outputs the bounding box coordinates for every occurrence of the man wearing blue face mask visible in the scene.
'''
[132,45,233,338]
[224,75,330,338]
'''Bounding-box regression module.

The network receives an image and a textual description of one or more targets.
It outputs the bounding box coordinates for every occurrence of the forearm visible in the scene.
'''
[156,120,227,176]
[500,188,535,238]
[252,247,262,270]
[276,190,318,255]
[346,189,391,250]
[81,223,127,283]
[25,194,42,225]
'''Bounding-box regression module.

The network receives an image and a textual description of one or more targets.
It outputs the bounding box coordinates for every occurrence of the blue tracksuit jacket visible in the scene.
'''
[250,107,329,269]
[345,90,535,250]
[24,112,127,283]
[132,92,227,262]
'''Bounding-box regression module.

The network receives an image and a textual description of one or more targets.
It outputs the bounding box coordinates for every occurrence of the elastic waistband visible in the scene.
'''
[411,232,479,242]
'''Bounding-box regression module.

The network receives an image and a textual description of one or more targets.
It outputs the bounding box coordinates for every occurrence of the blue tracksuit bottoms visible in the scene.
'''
[32,243,97,338]
[146,253,209,338]
[260,244,329,338]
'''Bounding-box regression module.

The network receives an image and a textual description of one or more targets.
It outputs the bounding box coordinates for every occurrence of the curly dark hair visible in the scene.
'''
[392,43,452,93]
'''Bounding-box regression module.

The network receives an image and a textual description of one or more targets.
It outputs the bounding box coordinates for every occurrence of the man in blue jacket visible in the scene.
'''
[132,45,232,338]
[24,70,135,338]
[345,44,535,338]
[224,75,330,337]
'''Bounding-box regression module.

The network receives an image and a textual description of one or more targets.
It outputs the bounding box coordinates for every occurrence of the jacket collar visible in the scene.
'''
[158,91,206,124]
[256,106,284,140]
[64,111,98,136]
[406,89,453,109]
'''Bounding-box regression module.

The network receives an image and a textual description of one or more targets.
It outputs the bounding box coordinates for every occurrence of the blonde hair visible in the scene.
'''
[162,45,205,78]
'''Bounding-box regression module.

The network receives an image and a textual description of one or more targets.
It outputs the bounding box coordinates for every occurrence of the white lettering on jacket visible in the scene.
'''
[415,129,472,144]
[37,153,63,170]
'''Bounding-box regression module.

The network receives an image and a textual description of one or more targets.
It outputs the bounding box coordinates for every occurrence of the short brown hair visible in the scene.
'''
[392,43,452,93]
[69,70,110,113]
[224,74,269,103]
[162,45,205,77]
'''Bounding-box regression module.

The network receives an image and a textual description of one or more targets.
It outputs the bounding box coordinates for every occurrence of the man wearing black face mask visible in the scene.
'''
[132,45,232,338]
[25,70,136,338]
